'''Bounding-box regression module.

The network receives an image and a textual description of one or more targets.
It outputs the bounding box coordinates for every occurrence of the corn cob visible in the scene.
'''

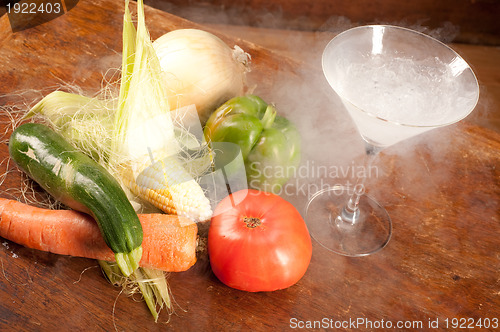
[122,155,213,223]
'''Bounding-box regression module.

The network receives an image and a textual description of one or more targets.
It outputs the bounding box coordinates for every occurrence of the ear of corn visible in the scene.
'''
[122,154,213,223]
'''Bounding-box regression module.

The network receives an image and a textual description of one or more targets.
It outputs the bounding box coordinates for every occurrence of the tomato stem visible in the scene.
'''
[243,217,261,228]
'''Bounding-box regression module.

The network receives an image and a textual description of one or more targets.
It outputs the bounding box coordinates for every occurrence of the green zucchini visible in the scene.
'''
[8,122,143,276]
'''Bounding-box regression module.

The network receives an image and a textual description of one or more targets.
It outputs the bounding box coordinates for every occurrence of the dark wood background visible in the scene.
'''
[144,0,500,45]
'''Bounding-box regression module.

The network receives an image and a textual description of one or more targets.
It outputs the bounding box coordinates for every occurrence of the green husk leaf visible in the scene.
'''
[99,260,123,285]
[134,268,160,321]
[99,261,172,322]
[24,91,114,160]
[24,91,107,123]
[116,0,136,116]
[112,0,178,169]
[141,267,171,308]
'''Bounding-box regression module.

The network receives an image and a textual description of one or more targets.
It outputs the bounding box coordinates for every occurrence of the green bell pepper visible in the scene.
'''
[204,95,301,192]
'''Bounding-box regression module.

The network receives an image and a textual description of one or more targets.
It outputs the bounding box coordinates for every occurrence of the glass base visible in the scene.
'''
[304,186,392,257]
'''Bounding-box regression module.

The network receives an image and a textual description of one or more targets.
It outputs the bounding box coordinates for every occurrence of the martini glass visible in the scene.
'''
[305,25,479,256]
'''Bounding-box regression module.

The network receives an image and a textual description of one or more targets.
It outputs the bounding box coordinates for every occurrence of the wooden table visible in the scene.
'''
[0,1,499,331]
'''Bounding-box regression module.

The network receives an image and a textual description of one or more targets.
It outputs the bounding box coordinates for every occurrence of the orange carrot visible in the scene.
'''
[0,198,198,272]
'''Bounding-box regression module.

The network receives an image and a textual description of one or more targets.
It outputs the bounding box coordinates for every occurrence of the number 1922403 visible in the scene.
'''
[444,318,498,329]
[6,1,63,14]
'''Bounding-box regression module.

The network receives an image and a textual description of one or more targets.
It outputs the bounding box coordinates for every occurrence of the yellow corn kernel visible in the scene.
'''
[122,155,213,222]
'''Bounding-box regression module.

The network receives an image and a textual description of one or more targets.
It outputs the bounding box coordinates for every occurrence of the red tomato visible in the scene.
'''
[208,189,312,292]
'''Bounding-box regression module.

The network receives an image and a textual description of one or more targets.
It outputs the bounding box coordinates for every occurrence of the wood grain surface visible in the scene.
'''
[0,1,499,331]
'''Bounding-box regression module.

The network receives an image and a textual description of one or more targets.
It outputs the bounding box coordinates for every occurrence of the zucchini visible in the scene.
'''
[8,122,143,276]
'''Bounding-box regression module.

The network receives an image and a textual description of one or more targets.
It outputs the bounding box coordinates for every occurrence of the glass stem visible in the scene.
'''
[336,143,381,226]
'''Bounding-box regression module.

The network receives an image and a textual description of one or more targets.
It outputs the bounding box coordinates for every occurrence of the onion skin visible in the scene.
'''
[153,29,250,123]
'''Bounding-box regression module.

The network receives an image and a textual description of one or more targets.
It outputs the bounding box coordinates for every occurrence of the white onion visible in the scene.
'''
[153,29,251,122]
